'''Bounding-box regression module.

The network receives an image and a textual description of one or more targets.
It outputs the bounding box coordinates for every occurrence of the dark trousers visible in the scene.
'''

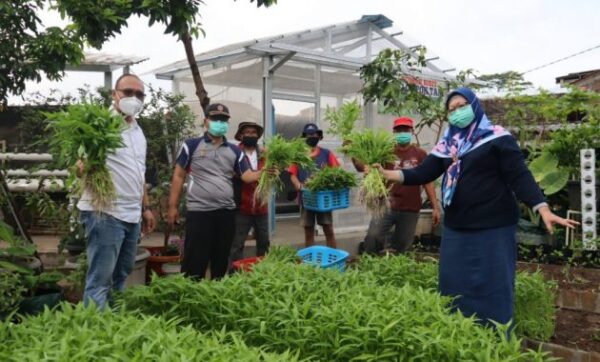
[364,210,419,254]
[440,224,517,327]
[182,209,235,279]
[229,212,270,264]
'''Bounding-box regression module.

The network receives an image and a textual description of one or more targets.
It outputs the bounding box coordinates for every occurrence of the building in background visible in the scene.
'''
[556,69,600,92]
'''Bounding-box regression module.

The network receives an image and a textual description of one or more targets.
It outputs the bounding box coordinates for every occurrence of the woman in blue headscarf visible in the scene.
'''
[373,87,577,328]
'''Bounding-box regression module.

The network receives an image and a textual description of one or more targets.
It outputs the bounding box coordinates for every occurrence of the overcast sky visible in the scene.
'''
[15,0,600,102]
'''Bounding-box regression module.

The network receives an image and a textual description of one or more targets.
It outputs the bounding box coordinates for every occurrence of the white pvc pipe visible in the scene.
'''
[6,179,66,192]
[5,169,69,177]
[0,153,53,161]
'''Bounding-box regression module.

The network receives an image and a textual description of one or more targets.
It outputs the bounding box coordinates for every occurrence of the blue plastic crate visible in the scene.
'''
[302,188,350,212]
[297,245,350,271]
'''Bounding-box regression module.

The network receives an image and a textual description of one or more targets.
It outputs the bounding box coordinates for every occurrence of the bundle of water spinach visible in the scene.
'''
[46,102,125,210]
[341,129,396,216]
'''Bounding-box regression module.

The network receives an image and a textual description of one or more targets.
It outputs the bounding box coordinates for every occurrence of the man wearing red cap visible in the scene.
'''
[354,117,441,254]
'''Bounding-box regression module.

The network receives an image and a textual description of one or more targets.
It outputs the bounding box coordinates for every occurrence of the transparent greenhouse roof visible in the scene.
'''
[152,14,457,83]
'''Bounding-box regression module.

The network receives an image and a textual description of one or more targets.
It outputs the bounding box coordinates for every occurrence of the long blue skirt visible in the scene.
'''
[439,224,517,327]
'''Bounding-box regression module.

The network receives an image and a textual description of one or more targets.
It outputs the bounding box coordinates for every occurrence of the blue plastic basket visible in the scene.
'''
[302,188,350,212]
[297,245,350,271]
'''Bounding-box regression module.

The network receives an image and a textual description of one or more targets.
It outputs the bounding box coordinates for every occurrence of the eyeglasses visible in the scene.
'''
[117,88,145,100]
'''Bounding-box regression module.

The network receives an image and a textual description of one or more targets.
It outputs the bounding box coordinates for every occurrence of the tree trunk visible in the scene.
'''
[181,32,210,117]
[414,133,421,147]
[434,120,444,144]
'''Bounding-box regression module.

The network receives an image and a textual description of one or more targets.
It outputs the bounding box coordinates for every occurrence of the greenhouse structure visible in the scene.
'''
[152,14,458,234]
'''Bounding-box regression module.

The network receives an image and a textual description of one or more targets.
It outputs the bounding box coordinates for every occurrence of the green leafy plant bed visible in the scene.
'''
[0,221,65,317]
[117,252,550,361]
[353,254,557,342]
[0,303,299,361]
[517,261,600,317]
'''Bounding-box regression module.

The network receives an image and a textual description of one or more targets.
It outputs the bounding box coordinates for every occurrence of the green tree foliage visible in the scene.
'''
[503,86,600,158]
[360,48,476,145]
[478,71,532,92]
[1,0,278,109]
[0,1,84,106]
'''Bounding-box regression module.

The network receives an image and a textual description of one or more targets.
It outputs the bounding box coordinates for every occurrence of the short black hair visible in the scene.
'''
[114,73,143,89]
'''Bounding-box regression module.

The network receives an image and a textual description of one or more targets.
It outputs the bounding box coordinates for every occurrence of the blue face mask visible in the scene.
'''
[394,132,412,145]
[208,120,229,137]
[448,104,475,128]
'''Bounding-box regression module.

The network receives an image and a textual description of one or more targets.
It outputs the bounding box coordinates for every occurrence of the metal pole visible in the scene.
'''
[104,71,112,90]
[315,65,321,125]
[364,101,374,129]
[262,56,275,236]
[366,24,373,61]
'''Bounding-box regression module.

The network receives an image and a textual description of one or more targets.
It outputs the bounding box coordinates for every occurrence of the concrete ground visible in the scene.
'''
[32,216,366,268]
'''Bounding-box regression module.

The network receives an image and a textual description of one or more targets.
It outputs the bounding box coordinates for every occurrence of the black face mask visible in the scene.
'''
[305,137,319,147]
[241,136,258,147]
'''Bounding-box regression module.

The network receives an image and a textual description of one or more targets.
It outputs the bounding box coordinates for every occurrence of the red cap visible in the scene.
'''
[393,117,414,129]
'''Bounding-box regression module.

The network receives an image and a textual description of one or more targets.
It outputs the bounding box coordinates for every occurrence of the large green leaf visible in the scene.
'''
[528,152,558,182]
[0,221,15,243]
[3,246,36,257]
[539,170,569,195]
[0,260,33,274]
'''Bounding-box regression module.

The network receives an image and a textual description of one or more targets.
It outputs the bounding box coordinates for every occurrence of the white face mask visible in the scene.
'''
[118,97,143,117]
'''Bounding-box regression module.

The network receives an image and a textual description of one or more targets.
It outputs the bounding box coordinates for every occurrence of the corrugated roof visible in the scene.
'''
[556,68,600,83]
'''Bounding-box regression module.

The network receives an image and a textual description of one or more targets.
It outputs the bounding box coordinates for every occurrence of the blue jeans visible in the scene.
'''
[80,211,140,309]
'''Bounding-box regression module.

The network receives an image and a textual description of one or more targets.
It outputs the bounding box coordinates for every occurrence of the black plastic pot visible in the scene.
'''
[18,291,63,316]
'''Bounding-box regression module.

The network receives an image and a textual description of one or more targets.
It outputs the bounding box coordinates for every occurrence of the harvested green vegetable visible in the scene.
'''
[254,135,314,206]
[341,129,396,215]
[304,166,357,191]
[46,102,124,210]
[324,99,362,139]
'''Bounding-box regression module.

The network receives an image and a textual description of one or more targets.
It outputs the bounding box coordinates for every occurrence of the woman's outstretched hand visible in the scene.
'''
[365,163,402,182]
[538,206,580,234]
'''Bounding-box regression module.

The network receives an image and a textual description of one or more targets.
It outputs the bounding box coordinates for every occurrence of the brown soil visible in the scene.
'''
[551,308,600,352]
[517,262,600,292]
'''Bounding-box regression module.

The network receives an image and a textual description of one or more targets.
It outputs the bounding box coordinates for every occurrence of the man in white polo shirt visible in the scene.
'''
[77,73,156,308]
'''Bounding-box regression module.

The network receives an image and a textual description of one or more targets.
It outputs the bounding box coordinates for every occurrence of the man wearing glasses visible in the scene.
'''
[78,73,156,308]
[167,103,266,279]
